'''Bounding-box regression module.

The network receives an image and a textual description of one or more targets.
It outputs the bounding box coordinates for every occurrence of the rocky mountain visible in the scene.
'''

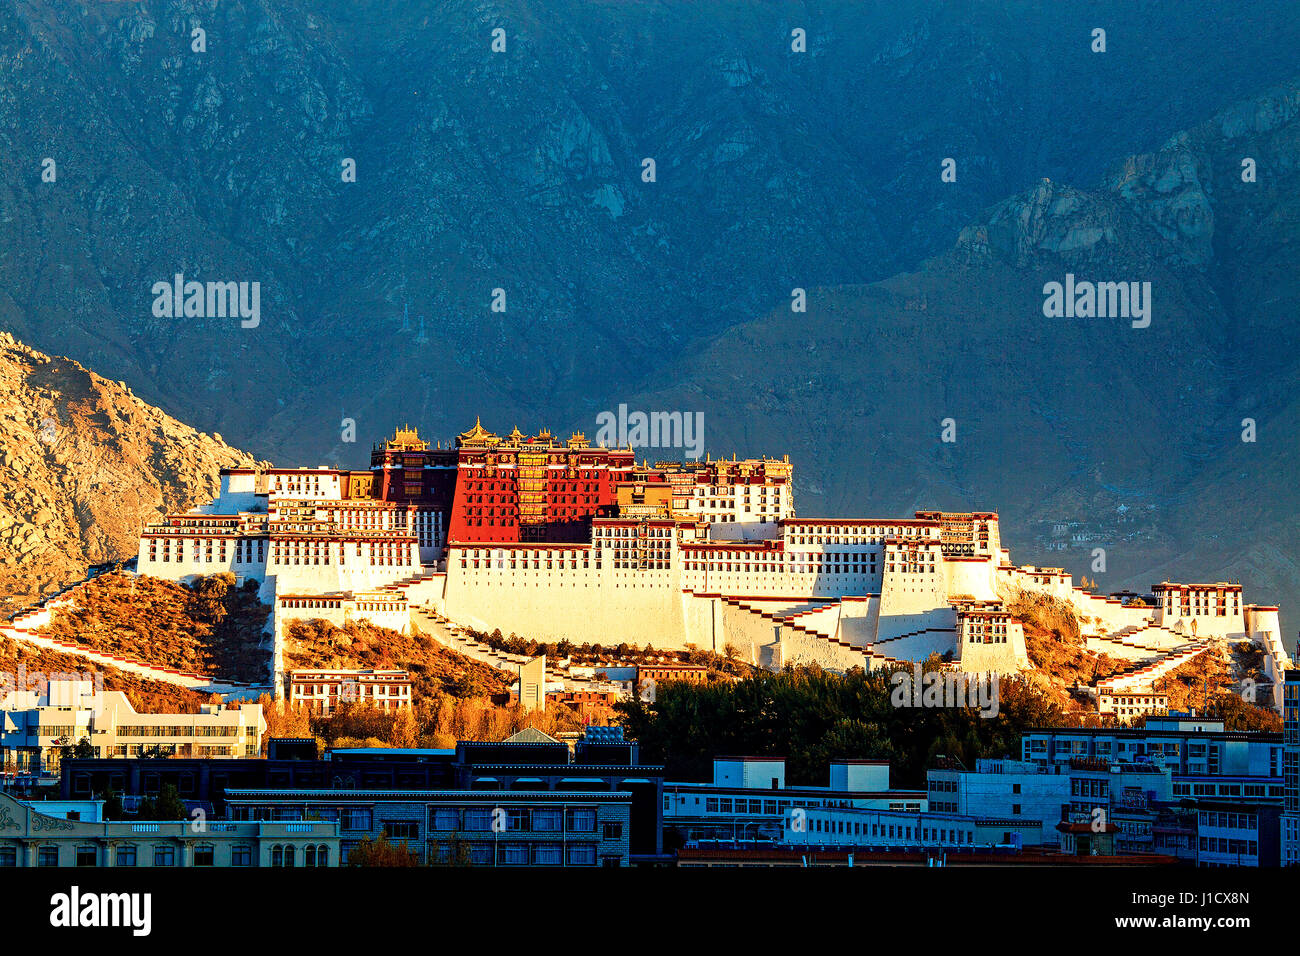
[1,2,1298,633]
[627,81,1300,635]
[0,333,258,608]
[1,0,1298,464]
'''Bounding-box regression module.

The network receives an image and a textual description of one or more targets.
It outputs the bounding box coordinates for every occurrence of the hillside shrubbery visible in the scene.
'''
[34,571,269,683]
[282,618,512,701]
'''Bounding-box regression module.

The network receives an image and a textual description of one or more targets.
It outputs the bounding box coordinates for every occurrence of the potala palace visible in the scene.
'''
[133,422,1293,712]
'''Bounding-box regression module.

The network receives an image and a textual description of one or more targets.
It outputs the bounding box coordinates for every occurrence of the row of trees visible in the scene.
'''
[258,693,588,752]
[616,660,1066,788]
[470,629,753,678]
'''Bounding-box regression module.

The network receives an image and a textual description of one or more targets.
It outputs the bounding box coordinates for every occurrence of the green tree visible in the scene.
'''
[153,783,188,821]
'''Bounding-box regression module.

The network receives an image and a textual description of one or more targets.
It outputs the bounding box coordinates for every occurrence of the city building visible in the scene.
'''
[57,727,667,866]
[1284,669,1300,865]
[0,789,337,868]
[0,679,265,775]
[926,756,1172,852]
[664,756,925,847]
[1021,716,1282,780]
[1097,689,1169,722]
[224,787,630,866]
[1195,801,1281,867]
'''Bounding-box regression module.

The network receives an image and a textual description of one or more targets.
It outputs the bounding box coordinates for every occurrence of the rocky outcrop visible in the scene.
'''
[0,333,259,607]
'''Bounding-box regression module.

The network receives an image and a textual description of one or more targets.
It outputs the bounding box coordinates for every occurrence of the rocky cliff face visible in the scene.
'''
[0,333,258,608]
[2,0,1298,463]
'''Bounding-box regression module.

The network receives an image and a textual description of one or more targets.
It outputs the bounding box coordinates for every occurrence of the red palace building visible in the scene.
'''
[370,420,638,548]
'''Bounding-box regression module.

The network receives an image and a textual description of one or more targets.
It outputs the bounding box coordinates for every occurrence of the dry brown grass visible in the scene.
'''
[0,633,210,713]
[282,618,512,703]
[32,571,269,682]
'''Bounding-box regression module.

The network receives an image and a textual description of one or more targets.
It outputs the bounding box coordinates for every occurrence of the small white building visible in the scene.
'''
[0,680,265,773]
[286,669,413,714]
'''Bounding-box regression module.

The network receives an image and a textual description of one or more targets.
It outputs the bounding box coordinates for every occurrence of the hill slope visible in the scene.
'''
[0,333,258,606]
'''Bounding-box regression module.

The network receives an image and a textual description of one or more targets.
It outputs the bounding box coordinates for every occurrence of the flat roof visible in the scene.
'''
[223,789,632,800]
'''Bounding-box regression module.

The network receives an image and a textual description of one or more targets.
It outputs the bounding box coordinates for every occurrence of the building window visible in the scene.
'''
[430,808,460,831]
[115,845,137,867]
[531,809,562,832]
[383,821,420,841]
[532,843,562,866]
[0,847,15,867]
[76,845,97,867]
[153,846,176,867]
[38,847,59,867]
[602,822,623,840]
[231,845,252,867]
[193,844,215,867]
[340,808,373,831]
[566,843,597,866]
[498,843,529,865]
[566,809,597,832]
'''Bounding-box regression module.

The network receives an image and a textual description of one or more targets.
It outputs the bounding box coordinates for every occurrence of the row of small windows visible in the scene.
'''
[805,817,973,845]
[0,843,303,867]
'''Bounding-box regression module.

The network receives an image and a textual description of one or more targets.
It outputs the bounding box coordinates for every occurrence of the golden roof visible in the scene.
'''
[386,424,428,451]
[457,416,500,447]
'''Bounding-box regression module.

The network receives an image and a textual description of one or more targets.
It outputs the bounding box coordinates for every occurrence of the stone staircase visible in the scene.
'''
[409,605,607,689]
[1098,642,1212,694]
[719,594,899,671]
[869,625,959,654]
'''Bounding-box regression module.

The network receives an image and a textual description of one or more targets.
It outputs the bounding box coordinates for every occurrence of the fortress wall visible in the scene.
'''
[267,559,415,601]
[681,594,726,655]
[1000,569,1076,603]
[877,554,951,644]
[442,560,691,648]
[838,598,880,648]
[681,567,878,599]
[874,607,957,643]
[274,599,409,639]
[1153,607,1246,641]
[943,557,999,601]
[870,628,958,661]
[135,547,247,588]
[1077,597,1154,633]
[776,627,870,673]
[785,602,843,639]
[1245,607,1290,710]
[719,603,782,664]
[400,577,444,605]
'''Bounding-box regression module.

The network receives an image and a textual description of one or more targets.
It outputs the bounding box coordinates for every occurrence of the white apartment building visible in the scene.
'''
[0,680,265,773]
